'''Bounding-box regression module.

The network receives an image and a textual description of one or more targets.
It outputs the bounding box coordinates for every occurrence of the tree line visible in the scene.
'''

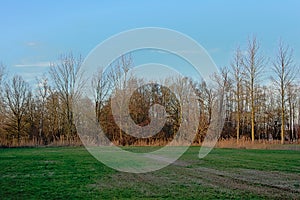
[0,37,299,147]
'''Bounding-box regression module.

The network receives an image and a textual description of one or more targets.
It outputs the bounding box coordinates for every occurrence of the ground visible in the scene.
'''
[0,146,299,199]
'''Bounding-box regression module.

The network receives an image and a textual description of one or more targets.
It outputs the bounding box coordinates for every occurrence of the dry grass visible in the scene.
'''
[0,136,82,148]
[216,138,300,150]
[1,134,300,151]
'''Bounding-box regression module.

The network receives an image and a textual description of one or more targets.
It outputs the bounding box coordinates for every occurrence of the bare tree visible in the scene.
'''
[271,41,296,144]
[0,63,6,108]
[49,53,85,143]
[243,37,265,142]
[287,84,298,141]
[211,66,232,139]
[109,55,133,144]
[92,68,111,122]
[0,64,6,138]
[36,76,50,144]
[0,64,5,109]
[4,75,30,145]
[230,47,244,142]
[0,63,4,89]
[46,89,61,143]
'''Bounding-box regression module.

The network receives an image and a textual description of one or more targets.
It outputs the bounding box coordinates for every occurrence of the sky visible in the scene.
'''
[1,0,300,84]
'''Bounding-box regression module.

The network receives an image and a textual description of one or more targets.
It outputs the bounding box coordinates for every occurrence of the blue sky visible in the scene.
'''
[1,0,300,84]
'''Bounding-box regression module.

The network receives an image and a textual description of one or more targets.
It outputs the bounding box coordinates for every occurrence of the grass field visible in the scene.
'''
[1,146,300,199]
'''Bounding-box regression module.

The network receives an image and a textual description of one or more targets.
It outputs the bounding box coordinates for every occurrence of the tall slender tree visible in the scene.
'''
[230,47,244,142]
[36,76,50,144]
[271,41,296,144]
[243,37,265,142]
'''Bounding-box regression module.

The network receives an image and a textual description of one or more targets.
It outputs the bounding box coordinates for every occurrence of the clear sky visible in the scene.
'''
[1,0,300,84]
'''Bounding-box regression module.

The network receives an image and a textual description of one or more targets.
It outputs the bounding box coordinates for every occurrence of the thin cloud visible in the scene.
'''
[208,48,221,54]
[15,61,51,67]
[176,50,202,54]
[25,42,38,47]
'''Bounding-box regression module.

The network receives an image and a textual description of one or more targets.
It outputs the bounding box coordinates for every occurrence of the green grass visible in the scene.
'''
[1,146,300,199]
[0,147,115,199]
[183,147,300,173]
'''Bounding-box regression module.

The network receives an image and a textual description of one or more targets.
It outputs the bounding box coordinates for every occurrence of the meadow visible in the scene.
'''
[1,146,300,199]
